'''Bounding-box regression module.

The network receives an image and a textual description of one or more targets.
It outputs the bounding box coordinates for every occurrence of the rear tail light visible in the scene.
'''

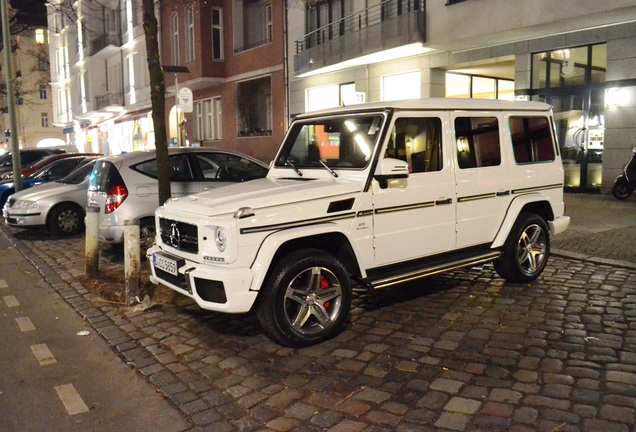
[104,185,128,214]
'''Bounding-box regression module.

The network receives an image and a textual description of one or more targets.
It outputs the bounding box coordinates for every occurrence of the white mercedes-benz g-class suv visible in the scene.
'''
[148,98,570,347]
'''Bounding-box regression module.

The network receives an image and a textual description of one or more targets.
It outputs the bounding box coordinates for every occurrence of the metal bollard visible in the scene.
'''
[124,219,141,306]
[85,205,99,277]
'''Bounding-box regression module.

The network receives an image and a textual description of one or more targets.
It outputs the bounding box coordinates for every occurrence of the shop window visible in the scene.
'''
[455,117,501,169]
[237,77,271,137]
[446,72,514,100]
[382,71,421,101]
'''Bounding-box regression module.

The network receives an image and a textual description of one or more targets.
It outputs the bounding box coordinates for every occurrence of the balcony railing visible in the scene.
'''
[95,92,124,110]
[90,33,122,56]
[295,0,423,54]
[294,0,425,75]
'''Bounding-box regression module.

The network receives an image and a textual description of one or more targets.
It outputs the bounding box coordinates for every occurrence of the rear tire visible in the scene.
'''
[612,177,633,200]
[257,249,352,347]
[48,203,85,236]
[494,212,550,283]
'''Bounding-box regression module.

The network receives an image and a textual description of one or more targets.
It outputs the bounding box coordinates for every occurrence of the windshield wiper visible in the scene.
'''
[286,159,303,177]
[319,160,338,178]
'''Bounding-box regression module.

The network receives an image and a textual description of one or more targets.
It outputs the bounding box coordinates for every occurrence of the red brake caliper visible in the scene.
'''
[320,275,331,310]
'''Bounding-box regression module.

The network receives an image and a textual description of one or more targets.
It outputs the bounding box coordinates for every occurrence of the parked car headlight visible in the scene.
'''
[215,227,227,252]
[13,200,39,209]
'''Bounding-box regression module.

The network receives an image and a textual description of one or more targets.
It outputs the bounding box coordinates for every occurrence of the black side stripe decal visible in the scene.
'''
[240,212,356,234]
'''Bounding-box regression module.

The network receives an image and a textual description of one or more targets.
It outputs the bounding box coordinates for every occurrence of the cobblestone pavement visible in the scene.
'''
[2,193,636,432]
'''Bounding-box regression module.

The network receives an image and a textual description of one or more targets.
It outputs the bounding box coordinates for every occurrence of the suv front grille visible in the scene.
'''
[159,218,198,254]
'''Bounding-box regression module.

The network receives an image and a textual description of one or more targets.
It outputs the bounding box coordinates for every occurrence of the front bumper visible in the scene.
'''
[147,245,258,313]
[3,208,46,227]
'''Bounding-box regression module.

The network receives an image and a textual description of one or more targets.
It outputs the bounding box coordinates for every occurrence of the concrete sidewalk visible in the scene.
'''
[551,192,636,268]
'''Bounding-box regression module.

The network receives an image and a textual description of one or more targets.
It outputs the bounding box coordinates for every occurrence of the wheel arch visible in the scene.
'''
[250,225,363,295]
[47,201,85,225]
[492,196,554,248]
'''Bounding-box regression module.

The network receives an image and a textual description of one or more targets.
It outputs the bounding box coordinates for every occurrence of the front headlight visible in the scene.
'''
[13,200,39,210]
[215,227,227,252]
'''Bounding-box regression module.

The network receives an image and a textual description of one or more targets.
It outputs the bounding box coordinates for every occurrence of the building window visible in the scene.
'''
[196,97,222,140]
[39,85,47,99]
[185,5,195,63]
[35,29,45,44]
[237,77,271,136]
[382,71,421,101]
[233,0,272,52]
[211,8,223,60]
[265,4,272,43]
[306,82,360,112]
[170,13,179,65]
[37,56,47,71]
[41,113,49,128]
[446,72,514,100]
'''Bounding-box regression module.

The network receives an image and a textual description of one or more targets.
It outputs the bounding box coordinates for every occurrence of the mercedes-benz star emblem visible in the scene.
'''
[169,223,181,248]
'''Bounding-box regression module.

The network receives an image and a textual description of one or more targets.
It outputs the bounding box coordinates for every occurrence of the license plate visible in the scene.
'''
[153,253,179,276]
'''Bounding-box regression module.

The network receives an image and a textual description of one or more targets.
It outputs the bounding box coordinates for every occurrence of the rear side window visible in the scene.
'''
[509,117,556,164]
[132,154,195,182]
[88,160,125,192]
[455,117,501,169]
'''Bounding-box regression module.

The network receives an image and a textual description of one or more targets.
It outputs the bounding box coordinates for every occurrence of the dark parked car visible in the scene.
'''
[0,148,67,178]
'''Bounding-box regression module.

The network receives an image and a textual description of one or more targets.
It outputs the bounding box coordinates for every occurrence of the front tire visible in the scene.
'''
[494,212,550,283]
[612,177,633,200]
[257,249,352,347]
[48,203,85,236]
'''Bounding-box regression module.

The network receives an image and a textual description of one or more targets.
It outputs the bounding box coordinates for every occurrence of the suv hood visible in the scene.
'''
[164,177,362,217]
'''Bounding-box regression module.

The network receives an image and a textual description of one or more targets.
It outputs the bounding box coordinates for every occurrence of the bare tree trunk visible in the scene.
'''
[142,0,170,205]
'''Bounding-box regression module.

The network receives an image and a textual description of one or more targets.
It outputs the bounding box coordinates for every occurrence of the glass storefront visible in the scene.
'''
[531,44,606,192]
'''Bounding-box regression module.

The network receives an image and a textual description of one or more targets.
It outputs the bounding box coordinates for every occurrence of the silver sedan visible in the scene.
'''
[3,158,98,236]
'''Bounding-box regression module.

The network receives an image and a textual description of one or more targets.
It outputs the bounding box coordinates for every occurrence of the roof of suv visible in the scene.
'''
[296,98,552,119]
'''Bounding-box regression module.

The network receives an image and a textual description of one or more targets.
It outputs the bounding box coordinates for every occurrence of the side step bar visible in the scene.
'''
[366,250,502,290]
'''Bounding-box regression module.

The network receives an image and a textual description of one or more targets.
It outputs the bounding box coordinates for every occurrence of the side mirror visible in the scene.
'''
[374,158,409,189]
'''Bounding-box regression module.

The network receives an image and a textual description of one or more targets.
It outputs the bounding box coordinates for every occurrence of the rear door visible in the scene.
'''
[372,112,456,266]
[451,113,512,249]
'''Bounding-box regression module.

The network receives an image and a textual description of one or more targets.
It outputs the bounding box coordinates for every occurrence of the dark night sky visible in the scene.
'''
[10,0,47,27]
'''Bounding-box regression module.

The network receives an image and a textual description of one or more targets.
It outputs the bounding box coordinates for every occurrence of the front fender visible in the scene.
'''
[249,223,365,293]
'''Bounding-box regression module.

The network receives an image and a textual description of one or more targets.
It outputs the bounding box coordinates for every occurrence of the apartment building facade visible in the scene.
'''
[287,0,636,194]
[47,0,151,154]
[0,23,63,152]
[160,0,286,162]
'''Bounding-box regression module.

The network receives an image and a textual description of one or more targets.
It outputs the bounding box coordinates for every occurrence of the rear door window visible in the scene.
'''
[132,154,195,182]
[455,117,501,169]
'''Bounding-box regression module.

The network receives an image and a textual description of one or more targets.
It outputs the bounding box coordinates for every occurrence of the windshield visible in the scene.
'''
[275,114,385,170]
[60,159,96,185]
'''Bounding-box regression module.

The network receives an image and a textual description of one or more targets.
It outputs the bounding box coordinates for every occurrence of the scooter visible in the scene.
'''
[612,147,636,200]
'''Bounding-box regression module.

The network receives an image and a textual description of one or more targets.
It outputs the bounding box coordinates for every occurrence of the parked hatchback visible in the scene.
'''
[87,148,269,249]
[3,158,99,236]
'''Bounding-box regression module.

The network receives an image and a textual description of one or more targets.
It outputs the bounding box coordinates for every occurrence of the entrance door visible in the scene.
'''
[550,89,604,192]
